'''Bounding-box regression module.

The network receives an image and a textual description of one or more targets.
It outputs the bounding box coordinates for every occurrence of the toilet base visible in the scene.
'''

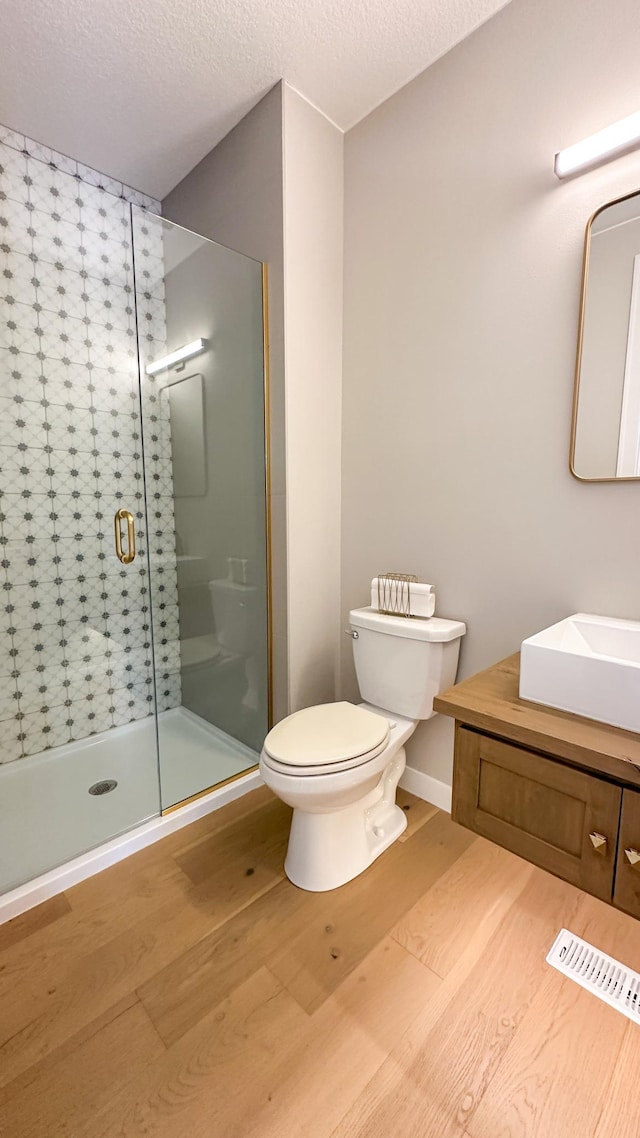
[283,748,407,892]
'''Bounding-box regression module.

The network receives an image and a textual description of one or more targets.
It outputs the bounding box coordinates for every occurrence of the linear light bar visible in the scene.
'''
[145,338,207,376]
[555,111,640,179]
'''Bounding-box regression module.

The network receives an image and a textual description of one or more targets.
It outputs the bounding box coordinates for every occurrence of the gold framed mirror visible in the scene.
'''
[571,187,640,481]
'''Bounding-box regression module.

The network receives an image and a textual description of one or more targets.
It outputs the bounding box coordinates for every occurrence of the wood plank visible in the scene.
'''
[396,787,439,840]
[173,796,290,886]
[330,869,585,1138]
[163,783,275,858]
[0,848,191,1000]
[267,810,475,1013]
[242,939,441,1138]
[137,877,309,1046]
[0,804,287,1088]
[594,1021,640,1138]
[392,836,533,978]
[4,766,640,1137]
[0,894,71,954]
[468,895,639,1138]
[139,811,472,1045]
[76,968,308,1138]
[0,998,165,1137]
[434,653,640,787]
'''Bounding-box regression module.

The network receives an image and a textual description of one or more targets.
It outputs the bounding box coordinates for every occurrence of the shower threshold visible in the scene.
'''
[0,708,261,922]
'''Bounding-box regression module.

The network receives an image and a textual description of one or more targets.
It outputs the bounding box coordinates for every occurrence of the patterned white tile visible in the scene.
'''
[36,308,88,364]
[32,214,85,273]
[1,175,30,216]
[0,445,53,495]
[0,251,38,305]
[33,162,82,205]
[14,669,51,715]
[3,581,64,630]
[0,127,26,152]
[80,199,128,236]
[32,260,85,311]
[2,535,58,586]
[12,624,66,672]
[0,722,25,762]
[0,125,183,756]
[0,493,56,539]
[45,402,94,450]
[22,139,76,178]
[112,681,153,726]
[67,694,112,739]
[16,665,68,714]
[0,145,29,190]
[43,709,73,749]
[29,175,73,219]
[75,164,123,200]
[41,361,92,409]
[0,674,18,720]
[0,353,44,402]
[157,672,181,712]
[19,709,54,755]
[0,196,34,256]
[0,615,16,677]
[0,300,40,353]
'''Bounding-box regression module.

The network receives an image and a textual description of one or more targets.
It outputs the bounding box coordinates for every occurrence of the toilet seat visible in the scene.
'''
[263,701,390,777]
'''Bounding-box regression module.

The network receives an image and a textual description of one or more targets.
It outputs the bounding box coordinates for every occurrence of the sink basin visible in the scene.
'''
[520,613,640,734]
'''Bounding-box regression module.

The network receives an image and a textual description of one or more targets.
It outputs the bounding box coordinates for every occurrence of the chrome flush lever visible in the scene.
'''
[344,628,359,639]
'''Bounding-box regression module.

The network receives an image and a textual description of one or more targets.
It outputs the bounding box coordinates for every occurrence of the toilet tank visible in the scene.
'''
[349,607,466,720]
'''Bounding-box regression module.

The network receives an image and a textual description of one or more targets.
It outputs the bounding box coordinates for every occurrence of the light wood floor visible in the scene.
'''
[1,785,639,1138]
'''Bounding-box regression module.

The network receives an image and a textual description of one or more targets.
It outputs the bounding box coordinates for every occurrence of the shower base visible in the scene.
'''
[0,707,259,904]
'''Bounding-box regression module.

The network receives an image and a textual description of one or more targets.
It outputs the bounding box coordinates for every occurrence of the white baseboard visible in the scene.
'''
[0,769,262,926]
[400,764,452,813]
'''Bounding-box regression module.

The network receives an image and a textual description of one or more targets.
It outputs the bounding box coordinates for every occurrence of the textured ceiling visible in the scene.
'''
[0,0,511,199]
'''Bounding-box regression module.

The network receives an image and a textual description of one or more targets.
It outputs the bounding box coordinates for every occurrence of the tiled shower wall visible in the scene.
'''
[0,124,180,763]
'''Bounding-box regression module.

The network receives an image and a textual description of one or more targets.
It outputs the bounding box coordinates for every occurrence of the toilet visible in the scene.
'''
[260,606,466,891]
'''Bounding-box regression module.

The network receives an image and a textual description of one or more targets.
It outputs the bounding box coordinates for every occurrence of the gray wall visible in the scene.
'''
[163,84,288,722]
[341,0,640,789]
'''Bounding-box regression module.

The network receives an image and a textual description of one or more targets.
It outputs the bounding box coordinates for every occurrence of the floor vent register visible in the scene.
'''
[547,928,640,1025]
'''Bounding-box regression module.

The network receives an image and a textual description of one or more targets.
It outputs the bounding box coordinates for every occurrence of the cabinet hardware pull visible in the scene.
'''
[588,831,608,853]
[624,847,640,866]
[114,508,136,565]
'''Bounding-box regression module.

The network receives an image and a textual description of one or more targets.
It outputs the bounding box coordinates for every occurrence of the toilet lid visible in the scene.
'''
[263,701,389,767]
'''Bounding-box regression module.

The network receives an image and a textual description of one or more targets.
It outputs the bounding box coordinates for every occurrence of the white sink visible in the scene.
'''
[520,613,640,734]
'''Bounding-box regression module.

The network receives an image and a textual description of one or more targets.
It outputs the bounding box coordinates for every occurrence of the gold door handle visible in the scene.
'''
[114,509,136,565]
[588,831,608,853]
[625,848,640,866]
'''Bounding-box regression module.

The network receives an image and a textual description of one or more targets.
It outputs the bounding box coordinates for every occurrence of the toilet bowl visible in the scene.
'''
[260,606,466,892]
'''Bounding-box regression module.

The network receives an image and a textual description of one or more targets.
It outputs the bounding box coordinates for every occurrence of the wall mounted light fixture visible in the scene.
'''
[555,111,640,179]
[145,338,207,376]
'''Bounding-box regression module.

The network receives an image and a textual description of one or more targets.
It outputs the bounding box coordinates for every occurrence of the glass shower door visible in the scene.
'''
[132,210,269,810]
[0,143,161,894]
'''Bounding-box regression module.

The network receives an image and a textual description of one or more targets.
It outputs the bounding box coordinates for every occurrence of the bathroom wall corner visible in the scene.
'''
[282,83,344,712]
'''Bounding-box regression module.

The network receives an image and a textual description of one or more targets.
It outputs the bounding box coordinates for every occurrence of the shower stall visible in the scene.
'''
[0,130,270,897]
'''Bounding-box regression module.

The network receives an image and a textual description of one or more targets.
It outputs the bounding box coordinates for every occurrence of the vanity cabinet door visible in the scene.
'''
[453,726,621,902]
[613,789,640,919]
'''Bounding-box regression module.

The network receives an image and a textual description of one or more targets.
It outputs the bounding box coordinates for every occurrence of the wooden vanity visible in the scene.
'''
[434,654,640,919]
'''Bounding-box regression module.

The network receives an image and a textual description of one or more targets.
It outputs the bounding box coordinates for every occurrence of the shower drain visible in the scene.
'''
[88,780,118,796]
